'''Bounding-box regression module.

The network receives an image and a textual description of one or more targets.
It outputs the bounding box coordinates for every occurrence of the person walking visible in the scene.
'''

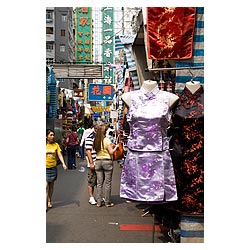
[77,123,85,159]
[66,125,79,169]
[46,129,67,211]
[93,124,118,207]
[85,125,98,205]
[80,123,95,149]
[79,123,95,172]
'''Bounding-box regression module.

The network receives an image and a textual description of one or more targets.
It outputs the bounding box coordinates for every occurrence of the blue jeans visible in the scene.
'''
[78,145,84,159]
[67,145,77,169]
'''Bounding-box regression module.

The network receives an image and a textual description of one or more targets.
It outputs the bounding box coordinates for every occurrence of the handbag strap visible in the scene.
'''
[115,134,120,144]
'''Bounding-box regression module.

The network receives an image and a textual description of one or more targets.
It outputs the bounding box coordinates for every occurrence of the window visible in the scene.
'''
[60,45,65,52]
[61,29,66,36]
[46,43,53,51]
[46,27,53,34]
[62,14,67,22]
[46,11,53,22]
[46,58,54,64]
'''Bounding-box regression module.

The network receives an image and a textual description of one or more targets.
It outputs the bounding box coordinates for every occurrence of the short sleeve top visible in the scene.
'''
[96,137,112,160]
[46,142,61,168]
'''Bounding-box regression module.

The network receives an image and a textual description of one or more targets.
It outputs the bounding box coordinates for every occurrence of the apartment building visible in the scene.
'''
[46,7,75,88]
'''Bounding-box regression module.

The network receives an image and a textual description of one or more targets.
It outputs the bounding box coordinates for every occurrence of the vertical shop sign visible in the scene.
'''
[75,7,92,63]
[102,7,114,84]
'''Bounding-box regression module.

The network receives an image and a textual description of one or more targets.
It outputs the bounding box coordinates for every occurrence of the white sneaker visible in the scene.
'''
[78,167,85,172]
[89,197,97,205]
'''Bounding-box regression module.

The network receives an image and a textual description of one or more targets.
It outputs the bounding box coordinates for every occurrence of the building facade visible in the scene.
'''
[46,7,75,88]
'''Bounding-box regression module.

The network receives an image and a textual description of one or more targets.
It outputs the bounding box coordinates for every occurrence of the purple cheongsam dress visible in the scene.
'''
[120,86,177,202]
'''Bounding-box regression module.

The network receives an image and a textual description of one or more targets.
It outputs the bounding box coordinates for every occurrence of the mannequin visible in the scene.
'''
[170,79,204,214]
[120,79,179,202]
[121,80,179,107]
[185,80,201,94]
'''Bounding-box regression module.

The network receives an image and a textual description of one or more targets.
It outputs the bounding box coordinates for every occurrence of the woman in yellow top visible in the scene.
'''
[46,129,67,211]
[94,124,118,207]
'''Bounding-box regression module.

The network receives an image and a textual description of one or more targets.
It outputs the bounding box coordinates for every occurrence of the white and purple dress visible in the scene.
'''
[120,86,177,202]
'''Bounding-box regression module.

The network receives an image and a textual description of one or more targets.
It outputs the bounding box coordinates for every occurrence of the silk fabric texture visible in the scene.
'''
[147,7,196,60]
[171,86,204,214]
[120,86,177,202]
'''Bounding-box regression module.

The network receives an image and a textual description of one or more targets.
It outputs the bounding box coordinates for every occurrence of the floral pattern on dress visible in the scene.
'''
[120,86,177,202]
[170,86,204,214]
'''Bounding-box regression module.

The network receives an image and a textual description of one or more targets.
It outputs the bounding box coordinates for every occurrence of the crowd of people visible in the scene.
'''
[46,121,120,211]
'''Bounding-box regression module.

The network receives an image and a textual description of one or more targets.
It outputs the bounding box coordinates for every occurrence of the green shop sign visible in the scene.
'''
[75,7,93,63]
[102,7,114,84]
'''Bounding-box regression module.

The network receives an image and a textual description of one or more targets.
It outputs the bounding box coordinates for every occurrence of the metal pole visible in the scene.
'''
[148,66,204,71]
[152,213,155,243]
[84,79,88,104]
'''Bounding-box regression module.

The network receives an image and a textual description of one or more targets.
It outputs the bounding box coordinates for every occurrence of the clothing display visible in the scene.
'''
[175,7,204,91]
[170,85,204,214]
[147,7,196,60]
[120,85,177,202]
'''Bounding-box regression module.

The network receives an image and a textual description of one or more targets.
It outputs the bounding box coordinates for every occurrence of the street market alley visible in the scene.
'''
[46,158,171,243]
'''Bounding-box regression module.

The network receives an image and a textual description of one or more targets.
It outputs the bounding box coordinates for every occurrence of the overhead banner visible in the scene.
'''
[75,7,93,63]
[115,35,136,51]
[52,64,103,78]
[102,7,114,84]
[88,84,115,101]
[147,7,196,60]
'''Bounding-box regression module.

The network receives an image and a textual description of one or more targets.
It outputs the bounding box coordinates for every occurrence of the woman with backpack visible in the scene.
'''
[66,125,79,169]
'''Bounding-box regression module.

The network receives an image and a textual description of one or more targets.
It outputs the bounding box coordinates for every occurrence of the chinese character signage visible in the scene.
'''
[75,7,92,63]
[88,84,115,101]
[102,7,114,84]
[73,89,84,98]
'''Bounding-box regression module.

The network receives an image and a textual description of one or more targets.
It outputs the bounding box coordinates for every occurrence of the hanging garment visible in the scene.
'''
[175,7,204,92]
[120,86,177,202]
[170,86,204,214]
[147,7,196,60]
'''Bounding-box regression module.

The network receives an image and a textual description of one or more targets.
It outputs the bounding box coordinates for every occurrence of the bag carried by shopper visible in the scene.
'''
[66,131,79,146]
[113,135,124,161]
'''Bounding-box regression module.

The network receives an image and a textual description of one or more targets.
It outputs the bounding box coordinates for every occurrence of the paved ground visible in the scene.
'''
[46,157,171,243]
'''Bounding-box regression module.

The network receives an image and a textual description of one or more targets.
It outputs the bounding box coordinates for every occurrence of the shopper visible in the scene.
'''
[94,124,118,207]
[80,123,95,149]
[61,131,68,156]
[77,123,85,159]
[46,129,67,211]
[105,124,114,139]
[106,130,115,143]
[85,125,98,205]
[66,125,79,169]
[79,124,95,171]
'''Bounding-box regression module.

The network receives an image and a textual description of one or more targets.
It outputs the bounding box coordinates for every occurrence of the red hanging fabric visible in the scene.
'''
[147,7,196,60]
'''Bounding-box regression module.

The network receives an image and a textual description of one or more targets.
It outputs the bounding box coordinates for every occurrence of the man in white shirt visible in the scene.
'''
[80,124,95,148]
